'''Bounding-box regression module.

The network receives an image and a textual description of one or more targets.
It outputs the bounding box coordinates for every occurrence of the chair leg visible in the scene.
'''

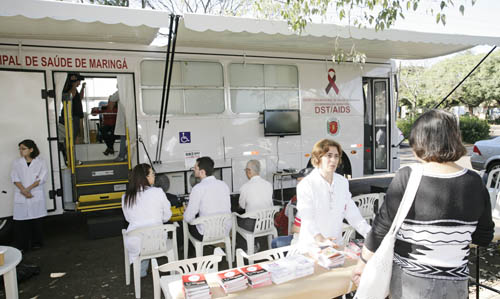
[184,237,189,260]
[232,233,236,264]
[247,236,254,256]
[133,260,141,299]
[195,242,203,258]
[267,234,273,250]
[225,238,233,268]
[125,258,130,285]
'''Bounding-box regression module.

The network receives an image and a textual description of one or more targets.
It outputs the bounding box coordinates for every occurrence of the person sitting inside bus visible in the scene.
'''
[237,160,273,231]
[183,157,231,242]
[122,163,172,278]
[91,97,117,156]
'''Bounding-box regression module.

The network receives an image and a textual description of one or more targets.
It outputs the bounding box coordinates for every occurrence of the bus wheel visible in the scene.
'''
[0,217,13,243]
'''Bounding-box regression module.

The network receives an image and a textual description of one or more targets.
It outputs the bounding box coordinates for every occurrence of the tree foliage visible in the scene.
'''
[254,0,477,33]
[399,50,500,116]
[78,0,253,14]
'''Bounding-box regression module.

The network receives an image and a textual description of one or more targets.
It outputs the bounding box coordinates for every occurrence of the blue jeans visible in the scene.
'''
[390,263,468,299]
[271,235,294,249]
[118,135,127,158]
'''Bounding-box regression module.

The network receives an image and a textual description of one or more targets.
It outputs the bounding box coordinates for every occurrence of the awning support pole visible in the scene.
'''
[154,14,174,163]
[157,15,180,164]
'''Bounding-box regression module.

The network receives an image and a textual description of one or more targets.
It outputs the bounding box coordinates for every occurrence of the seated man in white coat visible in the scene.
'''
[183,156,232,241]
[237,159,274,232]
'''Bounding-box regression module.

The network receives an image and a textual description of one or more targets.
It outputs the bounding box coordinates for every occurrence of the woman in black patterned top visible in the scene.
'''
[352,110,494,299]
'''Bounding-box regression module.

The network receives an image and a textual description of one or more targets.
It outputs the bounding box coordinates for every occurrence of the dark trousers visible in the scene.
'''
[188,224,204,241]
[237,217,256,232]
[102,125,116,150]
[14,218,44,251]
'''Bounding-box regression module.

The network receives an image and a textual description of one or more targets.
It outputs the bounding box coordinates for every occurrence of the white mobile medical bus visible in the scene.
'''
[1,0,497,240]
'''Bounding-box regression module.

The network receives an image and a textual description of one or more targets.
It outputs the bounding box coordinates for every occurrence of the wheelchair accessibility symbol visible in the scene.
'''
[179,132,191,144]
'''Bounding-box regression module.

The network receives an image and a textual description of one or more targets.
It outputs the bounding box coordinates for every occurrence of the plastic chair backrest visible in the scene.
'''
[487,168,500,212]
[352,193,380,221]
[236,245,299,267]
[191,213,232,242]
[127,224,177,258]
[156,247,225,275]
[249,206,280,234]
[342,225,355,244]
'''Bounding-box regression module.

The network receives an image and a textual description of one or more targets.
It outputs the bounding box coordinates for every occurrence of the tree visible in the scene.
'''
[77,0,253,14]
[255,0,477,33]
[398,51,500,116]
[144,0,252,15]
[458,51,500,114]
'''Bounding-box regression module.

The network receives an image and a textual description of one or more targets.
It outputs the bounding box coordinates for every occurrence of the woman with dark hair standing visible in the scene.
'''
[352,110,495,299]
[122,163,172,278]
[11,139,48,251]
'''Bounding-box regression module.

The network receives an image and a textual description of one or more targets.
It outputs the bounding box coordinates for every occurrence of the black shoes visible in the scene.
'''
[103,148,115,156]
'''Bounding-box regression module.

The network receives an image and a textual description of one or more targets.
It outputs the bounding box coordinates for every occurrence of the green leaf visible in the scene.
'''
[440,1,446,10]
[441,14,446,25]
[413,1,418,11]
[406,1,411,10]
[436,12,441,23]
[459,4,465,15]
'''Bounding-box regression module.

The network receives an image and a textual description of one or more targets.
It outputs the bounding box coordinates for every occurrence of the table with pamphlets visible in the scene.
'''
[168,258,358,299]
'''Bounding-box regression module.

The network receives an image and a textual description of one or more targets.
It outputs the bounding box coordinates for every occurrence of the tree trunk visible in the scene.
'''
[468,106,474,116]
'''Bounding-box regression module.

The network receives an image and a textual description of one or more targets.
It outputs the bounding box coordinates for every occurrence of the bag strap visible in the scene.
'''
[387,164,424,236]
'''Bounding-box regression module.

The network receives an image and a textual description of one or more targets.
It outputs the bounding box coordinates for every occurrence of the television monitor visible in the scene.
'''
[263,109,301,136]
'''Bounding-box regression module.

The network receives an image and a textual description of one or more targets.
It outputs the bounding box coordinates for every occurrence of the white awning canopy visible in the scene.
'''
[1,1,499,59]
[0,0,171,44]
[180,14,500,59]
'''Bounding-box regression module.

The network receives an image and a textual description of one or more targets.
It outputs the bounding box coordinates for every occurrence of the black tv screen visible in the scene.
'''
[264,109,301,136]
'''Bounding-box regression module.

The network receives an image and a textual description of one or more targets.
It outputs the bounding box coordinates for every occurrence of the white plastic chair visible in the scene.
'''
[342,224,355,245]
[232,206,280,260]
[286,203,297,235]
[236,245,300,267]
[152,247,225,299]
[122,223,178,299]
[183,213,233,268]
[487,168,500,208]
[352,193,382,223]
[486,168,500,218]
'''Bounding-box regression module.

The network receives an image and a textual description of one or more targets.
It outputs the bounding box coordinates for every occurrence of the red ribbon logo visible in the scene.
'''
[325,68,339,95]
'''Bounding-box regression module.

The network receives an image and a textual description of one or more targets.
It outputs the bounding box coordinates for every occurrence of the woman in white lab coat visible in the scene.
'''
[122,163,172,277]
[297,139,371,247]
[11,139,48,251]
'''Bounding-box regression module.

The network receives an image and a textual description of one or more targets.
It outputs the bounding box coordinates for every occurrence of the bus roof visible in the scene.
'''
[1,0,499,59]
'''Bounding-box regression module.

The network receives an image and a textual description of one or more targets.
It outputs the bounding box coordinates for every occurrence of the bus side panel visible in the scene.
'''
[0,70,52,218]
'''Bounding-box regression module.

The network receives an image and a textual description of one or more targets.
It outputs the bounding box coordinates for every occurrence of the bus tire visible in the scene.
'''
[0,217,13,243]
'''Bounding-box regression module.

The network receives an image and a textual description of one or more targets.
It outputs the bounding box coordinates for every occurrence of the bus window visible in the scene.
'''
[140,60,224,115]
[229,63,299,113]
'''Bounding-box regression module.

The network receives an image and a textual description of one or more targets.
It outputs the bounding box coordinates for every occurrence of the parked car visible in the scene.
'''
[471,136,500,181]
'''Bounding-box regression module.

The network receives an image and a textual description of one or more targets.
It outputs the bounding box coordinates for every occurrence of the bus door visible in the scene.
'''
[0,69,57,218]
[363,78,390,174]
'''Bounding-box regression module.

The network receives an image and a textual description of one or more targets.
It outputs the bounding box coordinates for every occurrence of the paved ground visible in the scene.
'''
[1,130,498,299]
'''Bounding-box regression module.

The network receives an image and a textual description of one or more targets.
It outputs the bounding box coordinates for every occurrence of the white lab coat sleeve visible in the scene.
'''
[162,193,173,222]
[183,187,201,223]
[121,196,131,223]
[296,181,321,237]
[344,190,371,238]
[238,185,247,210]
[36,158,48,185]
[11,160,21,183]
